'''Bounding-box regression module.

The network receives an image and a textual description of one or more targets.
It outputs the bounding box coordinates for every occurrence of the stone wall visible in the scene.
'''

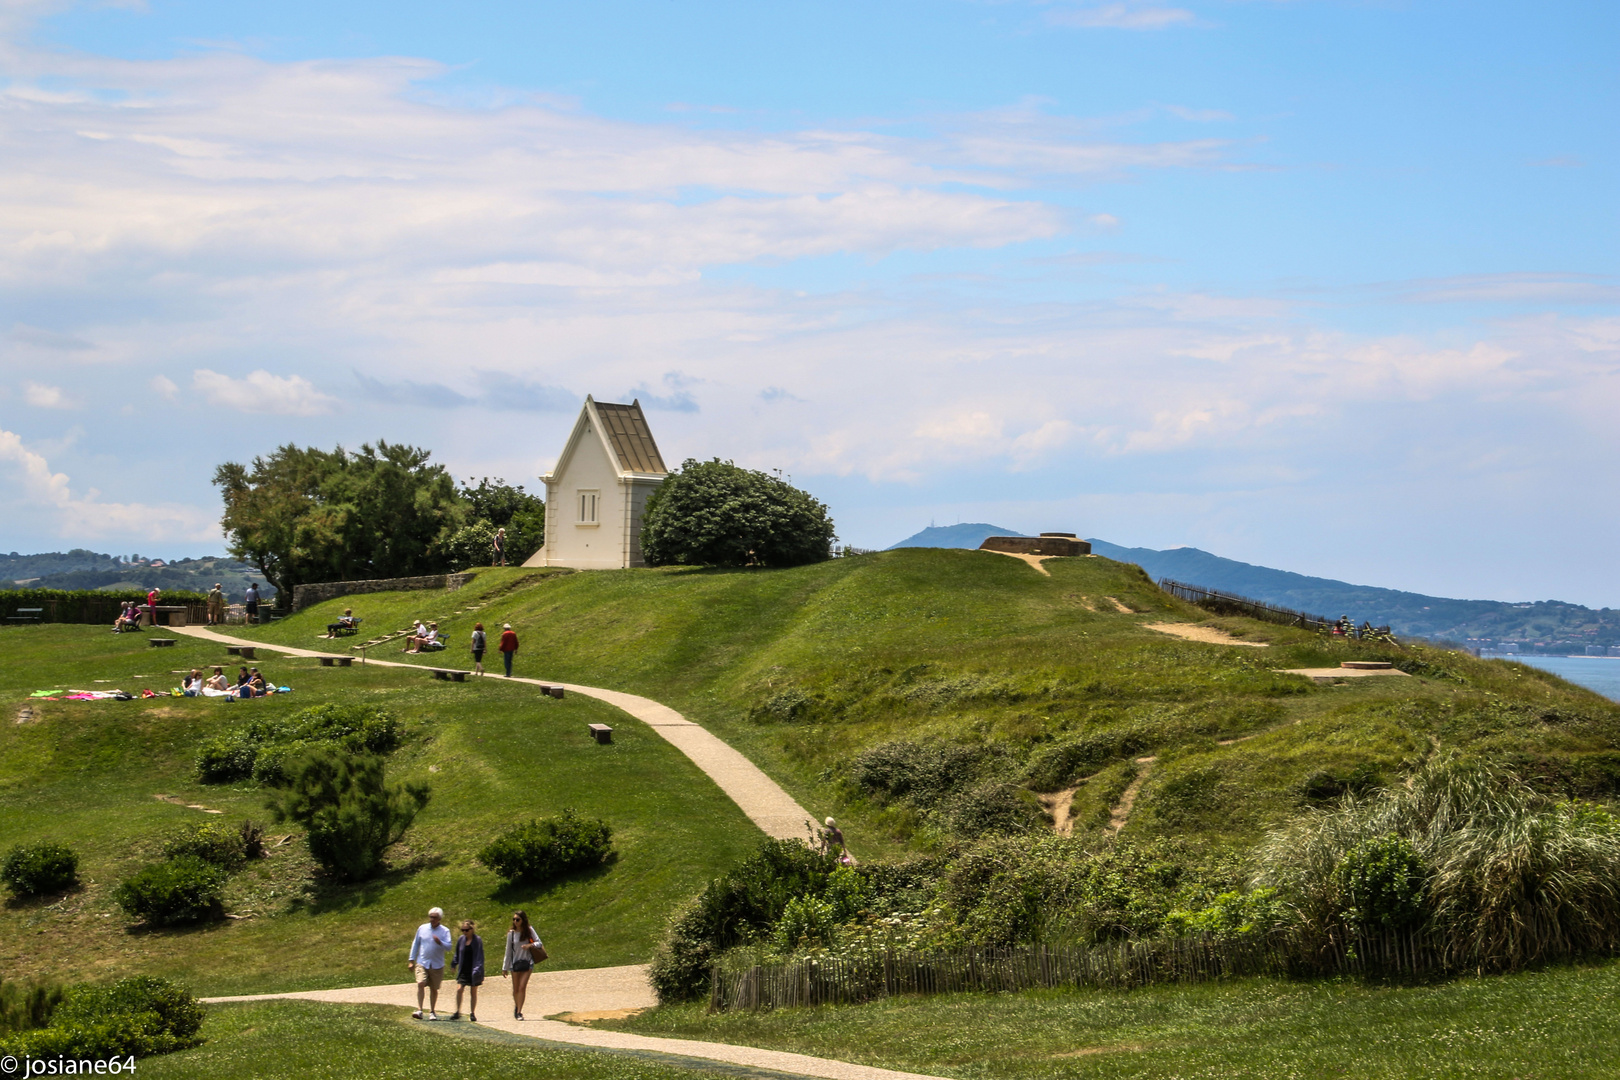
[291,572,478,611]
[979,534,1092,557]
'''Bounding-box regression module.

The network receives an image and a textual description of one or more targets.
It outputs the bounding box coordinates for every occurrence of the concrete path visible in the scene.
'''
[204,965,947,1080]
[168,626,815,841]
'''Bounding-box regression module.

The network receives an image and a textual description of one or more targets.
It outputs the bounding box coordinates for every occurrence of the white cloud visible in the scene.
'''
[0,427,220,542]
[23,382,69,408]
[1048,3,1197,30]
[150,375,179,399]
[192,369,339,416]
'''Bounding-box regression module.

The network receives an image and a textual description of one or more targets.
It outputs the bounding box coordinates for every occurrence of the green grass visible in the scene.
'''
[602,960,1620,1078]
[0,626,758,995]
[229,552,1620,855]
[139,1001,746,1080]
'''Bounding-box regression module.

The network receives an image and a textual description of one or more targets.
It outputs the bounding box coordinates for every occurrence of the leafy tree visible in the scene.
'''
[640,459,834,569]
[445,477,545,569]
[267,747,429,881]
[213,442,464,598]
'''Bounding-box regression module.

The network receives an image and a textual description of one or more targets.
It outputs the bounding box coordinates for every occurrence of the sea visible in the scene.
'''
[1481,653,1620,703]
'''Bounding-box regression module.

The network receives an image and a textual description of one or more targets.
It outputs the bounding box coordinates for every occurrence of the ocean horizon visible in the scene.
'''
[1482,653,1620,703]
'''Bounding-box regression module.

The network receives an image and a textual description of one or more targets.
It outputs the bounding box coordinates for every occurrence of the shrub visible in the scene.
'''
[112,856,228,926]
[640,458,835,568]
[650,839,840,1002]
[772,895,839,953]
[267,747,429,881]
[0,977,65,1037]
[1165,888,1286,940]
[162,821,257,871]
[1,842,79,898]
[939,781,1045,836]
[1255,754,1620,968]
[1335,835,1427,932]
[2,977,203,1060]
[478,810,614,884]
[850,740,982,808]
[197,704,401,785]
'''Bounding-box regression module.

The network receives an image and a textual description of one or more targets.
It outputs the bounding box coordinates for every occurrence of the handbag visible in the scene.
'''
[527,936,548,963]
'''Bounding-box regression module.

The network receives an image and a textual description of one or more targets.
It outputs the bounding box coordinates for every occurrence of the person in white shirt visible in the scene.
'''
[408,906,453,1020]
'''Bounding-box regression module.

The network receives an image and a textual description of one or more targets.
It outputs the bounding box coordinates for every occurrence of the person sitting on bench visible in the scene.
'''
[405,621,446,654]
[113,602,142,633]
[327,608,359,637]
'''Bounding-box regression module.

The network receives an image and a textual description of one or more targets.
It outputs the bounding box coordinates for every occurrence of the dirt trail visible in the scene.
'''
[1039,787,1079,836]
[1144,622,1268,647]
[1103,596,1134,613]
[1107,757,1156,833]
[983,549,1054,576]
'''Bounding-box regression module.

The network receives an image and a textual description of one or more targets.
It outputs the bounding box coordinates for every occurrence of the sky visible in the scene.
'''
[0,0,1616,605]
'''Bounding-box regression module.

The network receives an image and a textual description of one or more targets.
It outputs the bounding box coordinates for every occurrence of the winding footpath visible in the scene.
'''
[172,628,942,1080]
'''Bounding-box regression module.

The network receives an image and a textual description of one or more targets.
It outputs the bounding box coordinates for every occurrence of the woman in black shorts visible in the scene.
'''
[470,623,486,677]
[501,909,544,1019]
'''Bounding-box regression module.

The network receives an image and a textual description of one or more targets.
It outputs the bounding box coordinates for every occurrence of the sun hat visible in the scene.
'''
[503,623,512,630]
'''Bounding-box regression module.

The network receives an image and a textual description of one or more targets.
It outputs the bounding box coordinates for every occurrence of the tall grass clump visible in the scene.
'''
[1255,754,1620,969]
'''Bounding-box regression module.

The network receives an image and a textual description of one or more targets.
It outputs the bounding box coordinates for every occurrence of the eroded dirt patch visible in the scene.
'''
[1039,787,1079,836]
[553,1009,648,1024]
[1144,622,1268,647]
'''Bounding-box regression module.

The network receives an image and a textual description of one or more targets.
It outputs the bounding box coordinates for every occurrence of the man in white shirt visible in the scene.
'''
[408,906,453,1020]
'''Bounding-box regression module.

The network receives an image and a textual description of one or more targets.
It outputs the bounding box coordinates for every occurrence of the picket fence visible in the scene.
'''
[710,929,1468,1012]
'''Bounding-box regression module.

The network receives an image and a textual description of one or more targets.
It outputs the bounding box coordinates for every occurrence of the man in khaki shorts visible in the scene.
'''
[408,906,453,1020]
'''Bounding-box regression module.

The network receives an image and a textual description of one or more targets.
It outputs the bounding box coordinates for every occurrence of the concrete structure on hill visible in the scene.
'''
[524,397,669,570]
[979,532,1092,557]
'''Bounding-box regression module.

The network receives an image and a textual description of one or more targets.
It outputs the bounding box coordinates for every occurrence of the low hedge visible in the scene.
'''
[0,977,204,1060]
[112,856,228,926]
[0,588,207,624]
[1,843,79,898]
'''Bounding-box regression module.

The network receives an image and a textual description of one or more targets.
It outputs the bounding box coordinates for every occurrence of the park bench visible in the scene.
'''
[588,723,613,744]
[541,684,566,699]
[326,617,363,638]
[148,604,191,627]
[7,608,43,624]
[149,638,177,648]
[226,645,257,660]
[316,655,354,667]
[427,667,470,682]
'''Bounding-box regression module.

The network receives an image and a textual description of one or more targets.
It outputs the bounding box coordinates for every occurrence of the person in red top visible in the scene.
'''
[146,587,161,628]
[498,623,519,678]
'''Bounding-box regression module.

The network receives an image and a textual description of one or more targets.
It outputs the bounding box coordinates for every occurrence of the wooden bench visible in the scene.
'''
[427,668,470,682]
[226,645,257,660]
[7,608,43,624]
[317,655,354,667]
[149,638,177,647]
[587,723,613,744]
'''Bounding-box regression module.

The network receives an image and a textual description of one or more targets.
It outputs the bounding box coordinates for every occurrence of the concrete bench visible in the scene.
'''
[535,684,565,699]
[428,668,470,682]
[226,645,257,660]
[149,638,177,647]
[588,723,613,744]
[317,655,354,667]
[7,608,43,624]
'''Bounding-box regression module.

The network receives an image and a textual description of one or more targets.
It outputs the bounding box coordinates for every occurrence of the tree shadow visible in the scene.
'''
[488,855,617,906]
[288,853,450,915]
[3,884,84,912]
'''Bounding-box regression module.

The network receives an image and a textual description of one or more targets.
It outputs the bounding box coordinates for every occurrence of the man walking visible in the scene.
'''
[244,582,260,625]
[408,906,452,1020]
[206,583,226,626]
[146,586,161,629]
[498,623,519,678]
[492,527,506,567]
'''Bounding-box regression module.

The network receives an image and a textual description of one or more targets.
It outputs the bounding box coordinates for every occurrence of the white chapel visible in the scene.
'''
[523,397,670,570]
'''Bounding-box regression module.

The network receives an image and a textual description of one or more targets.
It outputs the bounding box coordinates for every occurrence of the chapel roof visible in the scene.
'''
[594,399,668,474]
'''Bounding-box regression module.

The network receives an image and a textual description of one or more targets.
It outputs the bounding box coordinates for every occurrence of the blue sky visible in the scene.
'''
[1,0,1616,604]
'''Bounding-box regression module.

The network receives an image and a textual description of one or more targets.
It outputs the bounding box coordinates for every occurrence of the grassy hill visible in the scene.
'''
[0,627,758,995]
[233,550,1620,856]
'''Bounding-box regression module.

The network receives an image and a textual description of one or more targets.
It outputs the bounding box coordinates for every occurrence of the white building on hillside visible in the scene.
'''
[523,397,670,570]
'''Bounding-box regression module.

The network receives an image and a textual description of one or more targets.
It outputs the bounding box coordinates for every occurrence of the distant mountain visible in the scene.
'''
[886,528,1617,650]
[887,523,1031,550]
[1,551,274,602]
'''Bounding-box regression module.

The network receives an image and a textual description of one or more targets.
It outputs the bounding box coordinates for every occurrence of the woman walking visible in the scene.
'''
[470,623,487,677]
[501,909,545,1020]
[498,623,519,678]
[450,919,484,1022]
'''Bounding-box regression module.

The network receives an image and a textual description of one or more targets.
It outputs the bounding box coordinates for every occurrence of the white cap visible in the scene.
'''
[503,623,512,630]
[825,817,837,827]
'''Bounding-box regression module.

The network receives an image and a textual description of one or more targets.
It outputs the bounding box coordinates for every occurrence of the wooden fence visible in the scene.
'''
[710,929,1476,1012]
[1156,578,1335,633]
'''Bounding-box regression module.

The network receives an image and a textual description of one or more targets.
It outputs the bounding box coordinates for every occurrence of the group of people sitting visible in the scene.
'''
[180,666,280,698]
[112,602,144,633]
[404,619,447,654]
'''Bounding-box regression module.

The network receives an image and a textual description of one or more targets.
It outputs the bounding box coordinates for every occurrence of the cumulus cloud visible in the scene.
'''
[23,382,69,408]
[0,427,220,542]
[1047,2,1198,30]
[192,369,338,416]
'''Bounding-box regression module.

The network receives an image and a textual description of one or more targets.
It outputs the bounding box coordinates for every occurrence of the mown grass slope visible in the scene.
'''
[234,550,1620,855]
[0,627,758,995]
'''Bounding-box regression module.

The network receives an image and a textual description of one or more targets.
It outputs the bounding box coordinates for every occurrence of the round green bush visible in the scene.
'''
[478,809,614,884]
[1,842,79,897]
[162,822,249,870]
[195,737,256,783]
[1335,834,1428,932]
[3,977,203,1060]
[112,856,228,926]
